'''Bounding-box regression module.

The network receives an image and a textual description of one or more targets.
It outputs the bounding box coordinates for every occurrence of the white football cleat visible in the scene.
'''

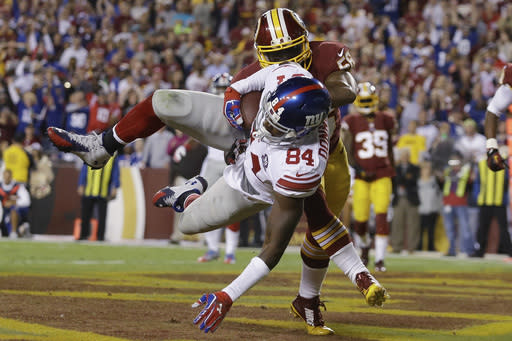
[47,127,112,169]
[152,175,208,212]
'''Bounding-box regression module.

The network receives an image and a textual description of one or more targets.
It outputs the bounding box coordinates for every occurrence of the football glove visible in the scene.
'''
[192,291,233,333]
[487,148,506,171]
[224,138,248,165]
[223,87,243,130]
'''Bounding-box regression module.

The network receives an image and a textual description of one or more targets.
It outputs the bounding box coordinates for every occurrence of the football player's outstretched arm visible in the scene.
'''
[191,193,304,333]
[341,127,359,169]
[324,70,357,108]
[259,193,304,269]
[484,110,499,140]
[484,82,512,171]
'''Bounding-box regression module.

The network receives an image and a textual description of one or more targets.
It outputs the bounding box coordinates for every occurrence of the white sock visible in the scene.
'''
[204,229,221,253]
[374,235,388,263]
[353,232,371,249]
[223,257,270,302]
[330,242,368,285]
[298,263,328,298]
[225,228,239,255]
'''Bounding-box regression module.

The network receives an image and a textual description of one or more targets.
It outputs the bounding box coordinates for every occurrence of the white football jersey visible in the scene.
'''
[224,61,329,203]
[224,121,329,204]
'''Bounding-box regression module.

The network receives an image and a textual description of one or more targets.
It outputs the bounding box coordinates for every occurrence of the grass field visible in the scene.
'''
[1,239,512,341]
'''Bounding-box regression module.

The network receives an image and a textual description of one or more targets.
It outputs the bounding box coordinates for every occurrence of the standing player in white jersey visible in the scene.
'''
[484,63,512,171]
[152,64,388,334]
[197,73,241,264]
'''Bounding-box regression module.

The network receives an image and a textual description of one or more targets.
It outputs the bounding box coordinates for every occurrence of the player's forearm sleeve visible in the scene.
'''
[230,67,270,94]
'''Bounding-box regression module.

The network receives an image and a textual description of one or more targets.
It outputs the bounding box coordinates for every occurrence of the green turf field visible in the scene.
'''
[1,239,510,274]
[1,240,511,341]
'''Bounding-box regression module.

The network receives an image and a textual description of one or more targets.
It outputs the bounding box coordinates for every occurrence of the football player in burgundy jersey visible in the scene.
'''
[226,8,364,334]
[485,63,512,171]
[342,82,396,272]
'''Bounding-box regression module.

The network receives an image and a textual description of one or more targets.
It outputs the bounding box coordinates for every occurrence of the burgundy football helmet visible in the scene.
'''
[254,8,312,69]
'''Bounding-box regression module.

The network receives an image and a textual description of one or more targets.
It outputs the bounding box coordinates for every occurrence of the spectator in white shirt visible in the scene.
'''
[416,110,439,150]
[185,59,210,92]
[456,119,486,162]
[59,37,88,68]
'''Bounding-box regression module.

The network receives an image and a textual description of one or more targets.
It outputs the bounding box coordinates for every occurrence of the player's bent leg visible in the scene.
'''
[292,234,333,335]
[370,177,392,272]
[352,179,372,227]
[177,177,270,234]
[323,142,351,217]
[198,229,222,262]
[351,179,372,264]
[113,93,166,143]
[48,94,164,168]
[152,89,239,151]
[304,188,389,306]
[224,223,240,264]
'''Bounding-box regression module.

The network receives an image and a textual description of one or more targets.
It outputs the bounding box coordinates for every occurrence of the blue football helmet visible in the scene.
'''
[209,73,233,95]
[254,77,331,144]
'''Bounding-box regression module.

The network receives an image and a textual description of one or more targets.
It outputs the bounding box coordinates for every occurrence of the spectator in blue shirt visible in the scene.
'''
[65,91,89,135]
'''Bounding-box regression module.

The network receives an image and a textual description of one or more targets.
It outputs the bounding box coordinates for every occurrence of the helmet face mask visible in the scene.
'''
[253,77,331,145]
[354,82,379,115]
[254,8,312,69]
[263,43,304,63]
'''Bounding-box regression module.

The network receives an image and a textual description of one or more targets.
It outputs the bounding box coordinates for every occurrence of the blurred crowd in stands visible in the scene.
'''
[1,0,512,255]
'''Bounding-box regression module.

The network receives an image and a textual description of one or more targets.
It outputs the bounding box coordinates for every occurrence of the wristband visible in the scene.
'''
[486,138,498,150]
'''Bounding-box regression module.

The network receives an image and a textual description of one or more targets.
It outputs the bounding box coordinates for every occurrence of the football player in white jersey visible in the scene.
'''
[152,67,388,334]
[47,32,388,334]
[46,8,362,335]
[484,63,512,171]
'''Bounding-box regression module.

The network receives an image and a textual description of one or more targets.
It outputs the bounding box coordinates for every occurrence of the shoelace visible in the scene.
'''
[162,195,176,207]
[68,132,103,151]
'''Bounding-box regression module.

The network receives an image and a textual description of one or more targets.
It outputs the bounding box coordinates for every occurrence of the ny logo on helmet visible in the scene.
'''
[305,113,323,127]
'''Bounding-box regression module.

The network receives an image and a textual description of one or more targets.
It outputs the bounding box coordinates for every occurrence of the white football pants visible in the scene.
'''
[152,89,241,151]
[177,177,270,235]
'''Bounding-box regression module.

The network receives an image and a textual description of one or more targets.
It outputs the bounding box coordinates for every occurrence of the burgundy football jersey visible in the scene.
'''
[500,63,512,87]
[343,112,396,179]
[232,41,353,153]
